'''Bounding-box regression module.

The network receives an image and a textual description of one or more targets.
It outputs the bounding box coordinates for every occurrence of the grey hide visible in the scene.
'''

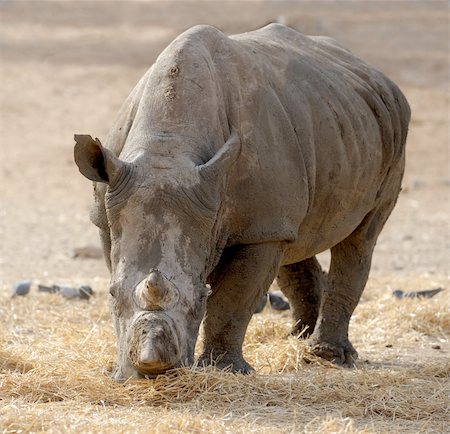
[74,24,410,379]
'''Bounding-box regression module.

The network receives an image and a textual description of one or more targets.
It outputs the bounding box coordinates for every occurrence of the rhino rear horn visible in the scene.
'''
[197,128,241,181]
[74,134,125,184]
[135,270,179,311]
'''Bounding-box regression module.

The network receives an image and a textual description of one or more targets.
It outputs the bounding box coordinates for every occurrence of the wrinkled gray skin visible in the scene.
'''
[74,24,410,380]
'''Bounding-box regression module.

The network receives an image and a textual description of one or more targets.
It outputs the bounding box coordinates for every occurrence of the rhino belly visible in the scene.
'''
[280,195,376,266]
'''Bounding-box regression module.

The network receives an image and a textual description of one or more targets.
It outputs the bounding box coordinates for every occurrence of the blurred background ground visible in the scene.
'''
[0,1,449,433]
[0,0,448,286]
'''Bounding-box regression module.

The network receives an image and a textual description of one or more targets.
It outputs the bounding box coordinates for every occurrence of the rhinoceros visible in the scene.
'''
[74,24,410,380]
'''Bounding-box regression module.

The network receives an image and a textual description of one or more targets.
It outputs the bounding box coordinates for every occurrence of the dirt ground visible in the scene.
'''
[0,1,449,433]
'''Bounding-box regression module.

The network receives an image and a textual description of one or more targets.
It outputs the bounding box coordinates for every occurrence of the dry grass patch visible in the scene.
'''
[1,276,448,433]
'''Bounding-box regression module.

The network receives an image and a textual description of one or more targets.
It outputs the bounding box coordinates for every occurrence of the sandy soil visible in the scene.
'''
[0,1,449,433]
[1,0,448,285]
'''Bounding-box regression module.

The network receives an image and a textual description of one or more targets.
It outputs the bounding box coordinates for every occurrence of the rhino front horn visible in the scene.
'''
[135,270,179,311]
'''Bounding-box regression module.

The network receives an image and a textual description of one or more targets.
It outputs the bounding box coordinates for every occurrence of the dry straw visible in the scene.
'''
[1,275,448,433]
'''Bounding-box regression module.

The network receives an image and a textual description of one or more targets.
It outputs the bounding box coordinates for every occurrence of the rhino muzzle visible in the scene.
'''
[127,311,181,376]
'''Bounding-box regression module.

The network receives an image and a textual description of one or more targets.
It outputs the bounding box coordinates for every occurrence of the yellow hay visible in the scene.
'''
[1,278,448,433]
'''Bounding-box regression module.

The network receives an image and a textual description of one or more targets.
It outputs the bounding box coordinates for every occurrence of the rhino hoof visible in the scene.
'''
[307,339,358,367]
[197,352,254,374]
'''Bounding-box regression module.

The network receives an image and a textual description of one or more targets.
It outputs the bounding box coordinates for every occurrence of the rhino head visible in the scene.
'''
[74,131,240,380]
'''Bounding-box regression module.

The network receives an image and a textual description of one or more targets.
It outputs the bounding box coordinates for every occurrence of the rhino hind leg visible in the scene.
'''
[199,242,284,373]
[276,257,326,337]
[307,186,402,366]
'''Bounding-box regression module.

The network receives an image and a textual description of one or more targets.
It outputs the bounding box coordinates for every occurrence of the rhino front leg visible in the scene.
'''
[276,257,325,337]
[199,242,284,373]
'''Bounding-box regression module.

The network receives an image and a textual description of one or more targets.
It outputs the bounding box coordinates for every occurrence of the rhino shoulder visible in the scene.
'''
[167,24,229,55]
[181,24,224,39]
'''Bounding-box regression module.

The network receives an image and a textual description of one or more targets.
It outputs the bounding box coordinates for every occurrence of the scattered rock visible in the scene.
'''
[72,245,103,259]
[385,344,393,348]
[268,292,290,311]
[254,292,290,313]
[254,294,268,313]
[37,284,57,293]
[11,280,32,297]
[431,344,441,350]
[58,285,92,299]
[393,287,443,299]
[38,284,93,299]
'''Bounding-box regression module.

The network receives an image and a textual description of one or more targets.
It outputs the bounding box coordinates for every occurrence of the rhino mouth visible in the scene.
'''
[136,363,175,378]
[134,349,178,376]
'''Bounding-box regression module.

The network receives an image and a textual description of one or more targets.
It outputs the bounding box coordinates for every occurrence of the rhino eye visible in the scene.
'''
[109,283,119,298]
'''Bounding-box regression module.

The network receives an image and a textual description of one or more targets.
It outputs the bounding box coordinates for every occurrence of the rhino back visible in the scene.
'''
[95,24,410,259]
[220,24,410,252]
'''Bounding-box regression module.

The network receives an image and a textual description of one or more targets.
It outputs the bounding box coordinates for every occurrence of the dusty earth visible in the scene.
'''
[0,1,449,433]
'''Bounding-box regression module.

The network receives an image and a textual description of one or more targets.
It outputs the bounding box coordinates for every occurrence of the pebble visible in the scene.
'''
[268,293,290,311]
[72,245,103,259]
[393,288,443,299]
[38,284,93,299]
[431,344,441,350]
[254,294,268,313]
[254,292,291,313]
[11,280,32,297]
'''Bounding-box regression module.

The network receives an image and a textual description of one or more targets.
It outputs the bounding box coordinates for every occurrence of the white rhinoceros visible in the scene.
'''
[74,24,410,380]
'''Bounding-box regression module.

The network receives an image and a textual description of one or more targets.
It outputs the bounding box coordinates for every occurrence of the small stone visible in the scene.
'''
[58,285,92,299]
[254,294,268,313]
[268,293,290,311]
[431,344,441,350]
[37,284,58,293]
[72,245,103,259]
[393,288,443,299]
[38,284,93,300]
[58,286,81,299]
[405,288,442,298]
[385,344,393,348]
[79,285,94,298]
[11,281,32,297]
[392,289,404,299]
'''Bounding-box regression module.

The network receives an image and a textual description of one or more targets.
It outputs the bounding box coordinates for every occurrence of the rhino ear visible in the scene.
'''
[197,128,241,181]
[74,134,124,184]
